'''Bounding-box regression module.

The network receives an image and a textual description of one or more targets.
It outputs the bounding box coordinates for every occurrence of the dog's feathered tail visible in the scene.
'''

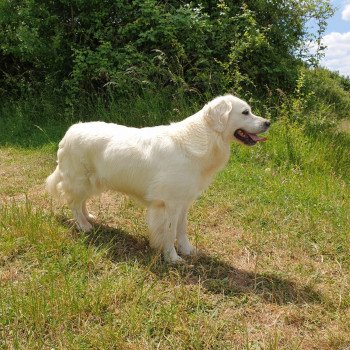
[46,165,62,198]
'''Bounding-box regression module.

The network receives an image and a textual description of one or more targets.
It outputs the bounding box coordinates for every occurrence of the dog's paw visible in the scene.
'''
[77,221,93,232]
[178,243,198,256]
[86,213,96,222]
[164,249,185,264]
[169,254,185,264]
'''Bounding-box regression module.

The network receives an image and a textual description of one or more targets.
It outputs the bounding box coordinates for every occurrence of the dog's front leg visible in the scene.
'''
[177,205,197,256]
[147,202,183,263]
[163,205,183,263]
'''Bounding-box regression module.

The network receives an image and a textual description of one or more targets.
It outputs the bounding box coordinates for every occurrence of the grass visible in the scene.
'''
[0,93,350,349]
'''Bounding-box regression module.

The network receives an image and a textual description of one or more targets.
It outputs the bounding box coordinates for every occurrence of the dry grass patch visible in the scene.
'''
[0,147,55,199]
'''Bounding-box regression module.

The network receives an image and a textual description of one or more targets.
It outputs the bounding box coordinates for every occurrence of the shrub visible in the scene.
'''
[0,0,333,102]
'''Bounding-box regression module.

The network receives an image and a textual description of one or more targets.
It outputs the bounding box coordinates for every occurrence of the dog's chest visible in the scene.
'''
[200,145,230,186]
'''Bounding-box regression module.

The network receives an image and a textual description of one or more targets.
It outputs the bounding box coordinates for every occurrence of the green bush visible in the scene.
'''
[0,0,333,101]
[304,68,350,120]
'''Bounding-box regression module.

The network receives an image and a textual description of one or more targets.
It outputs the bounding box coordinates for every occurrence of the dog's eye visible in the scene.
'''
[242,110,249,115]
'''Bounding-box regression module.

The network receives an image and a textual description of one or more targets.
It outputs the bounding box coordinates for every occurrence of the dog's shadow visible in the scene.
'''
[58,216,322,305]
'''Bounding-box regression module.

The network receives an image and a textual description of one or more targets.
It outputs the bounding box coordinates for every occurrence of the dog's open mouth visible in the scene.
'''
[234,129,267,146]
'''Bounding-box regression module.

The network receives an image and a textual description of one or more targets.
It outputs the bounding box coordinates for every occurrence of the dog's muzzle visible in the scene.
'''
[234,121,270,146]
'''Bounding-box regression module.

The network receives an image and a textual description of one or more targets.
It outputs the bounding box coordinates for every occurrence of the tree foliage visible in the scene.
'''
[0,0,333,99]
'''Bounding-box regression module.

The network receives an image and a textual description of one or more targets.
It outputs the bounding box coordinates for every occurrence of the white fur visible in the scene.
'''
[46,95,269,263]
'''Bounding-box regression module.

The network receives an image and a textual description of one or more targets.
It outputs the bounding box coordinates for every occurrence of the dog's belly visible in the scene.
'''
[96,162,201,206]
[95,165,151,201]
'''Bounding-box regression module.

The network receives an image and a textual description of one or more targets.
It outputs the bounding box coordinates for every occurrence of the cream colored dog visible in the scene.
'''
[46,95,270,263]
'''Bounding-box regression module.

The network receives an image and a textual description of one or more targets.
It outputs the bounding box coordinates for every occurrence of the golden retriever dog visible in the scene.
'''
[46,95,270,263]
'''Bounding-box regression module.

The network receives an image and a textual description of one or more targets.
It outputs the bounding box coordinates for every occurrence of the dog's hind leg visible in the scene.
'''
[82,200,95,222]
[61,169,96,232]
[71,200,93,232]
[64,189,93,232]
[176,205,197,256]
[147,201,183,263]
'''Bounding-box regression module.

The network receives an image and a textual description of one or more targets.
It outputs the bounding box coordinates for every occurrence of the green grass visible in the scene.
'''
[0,94,350,349]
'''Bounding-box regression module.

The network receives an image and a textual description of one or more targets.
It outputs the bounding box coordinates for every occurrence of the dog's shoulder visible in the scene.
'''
[166,118,209,159]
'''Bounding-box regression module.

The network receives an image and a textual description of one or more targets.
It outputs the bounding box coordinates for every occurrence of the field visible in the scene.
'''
[0,95,349,349]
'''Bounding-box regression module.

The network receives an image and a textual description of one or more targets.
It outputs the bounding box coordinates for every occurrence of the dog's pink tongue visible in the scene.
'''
[249,133,267,142]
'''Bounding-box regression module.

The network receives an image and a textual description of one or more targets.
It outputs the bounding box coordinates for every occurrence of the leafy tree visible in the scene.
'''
[0,0,334,100]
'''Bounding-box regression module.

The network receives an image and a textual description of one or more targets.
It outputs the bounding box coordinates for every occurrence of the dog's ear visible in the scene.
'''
[205,99,232,133]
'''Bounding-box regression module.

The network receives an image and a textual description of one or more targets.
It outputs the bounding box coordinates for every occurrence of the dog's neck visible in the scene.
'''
[171,112,231,171]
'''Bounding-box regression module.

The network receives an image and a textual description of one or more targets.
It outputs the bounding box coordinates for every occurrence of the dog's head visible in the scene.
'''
[204,95,270,146]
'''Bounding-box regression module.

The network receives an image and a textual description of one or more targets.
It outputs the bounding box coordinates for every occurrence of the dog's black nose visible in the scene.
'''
[264,120,271,128]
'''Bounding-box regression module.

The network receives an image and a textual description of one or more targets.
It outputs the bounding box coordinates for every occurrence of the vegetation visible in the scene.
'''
[0,0,333,100]
[1,0,350,349]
